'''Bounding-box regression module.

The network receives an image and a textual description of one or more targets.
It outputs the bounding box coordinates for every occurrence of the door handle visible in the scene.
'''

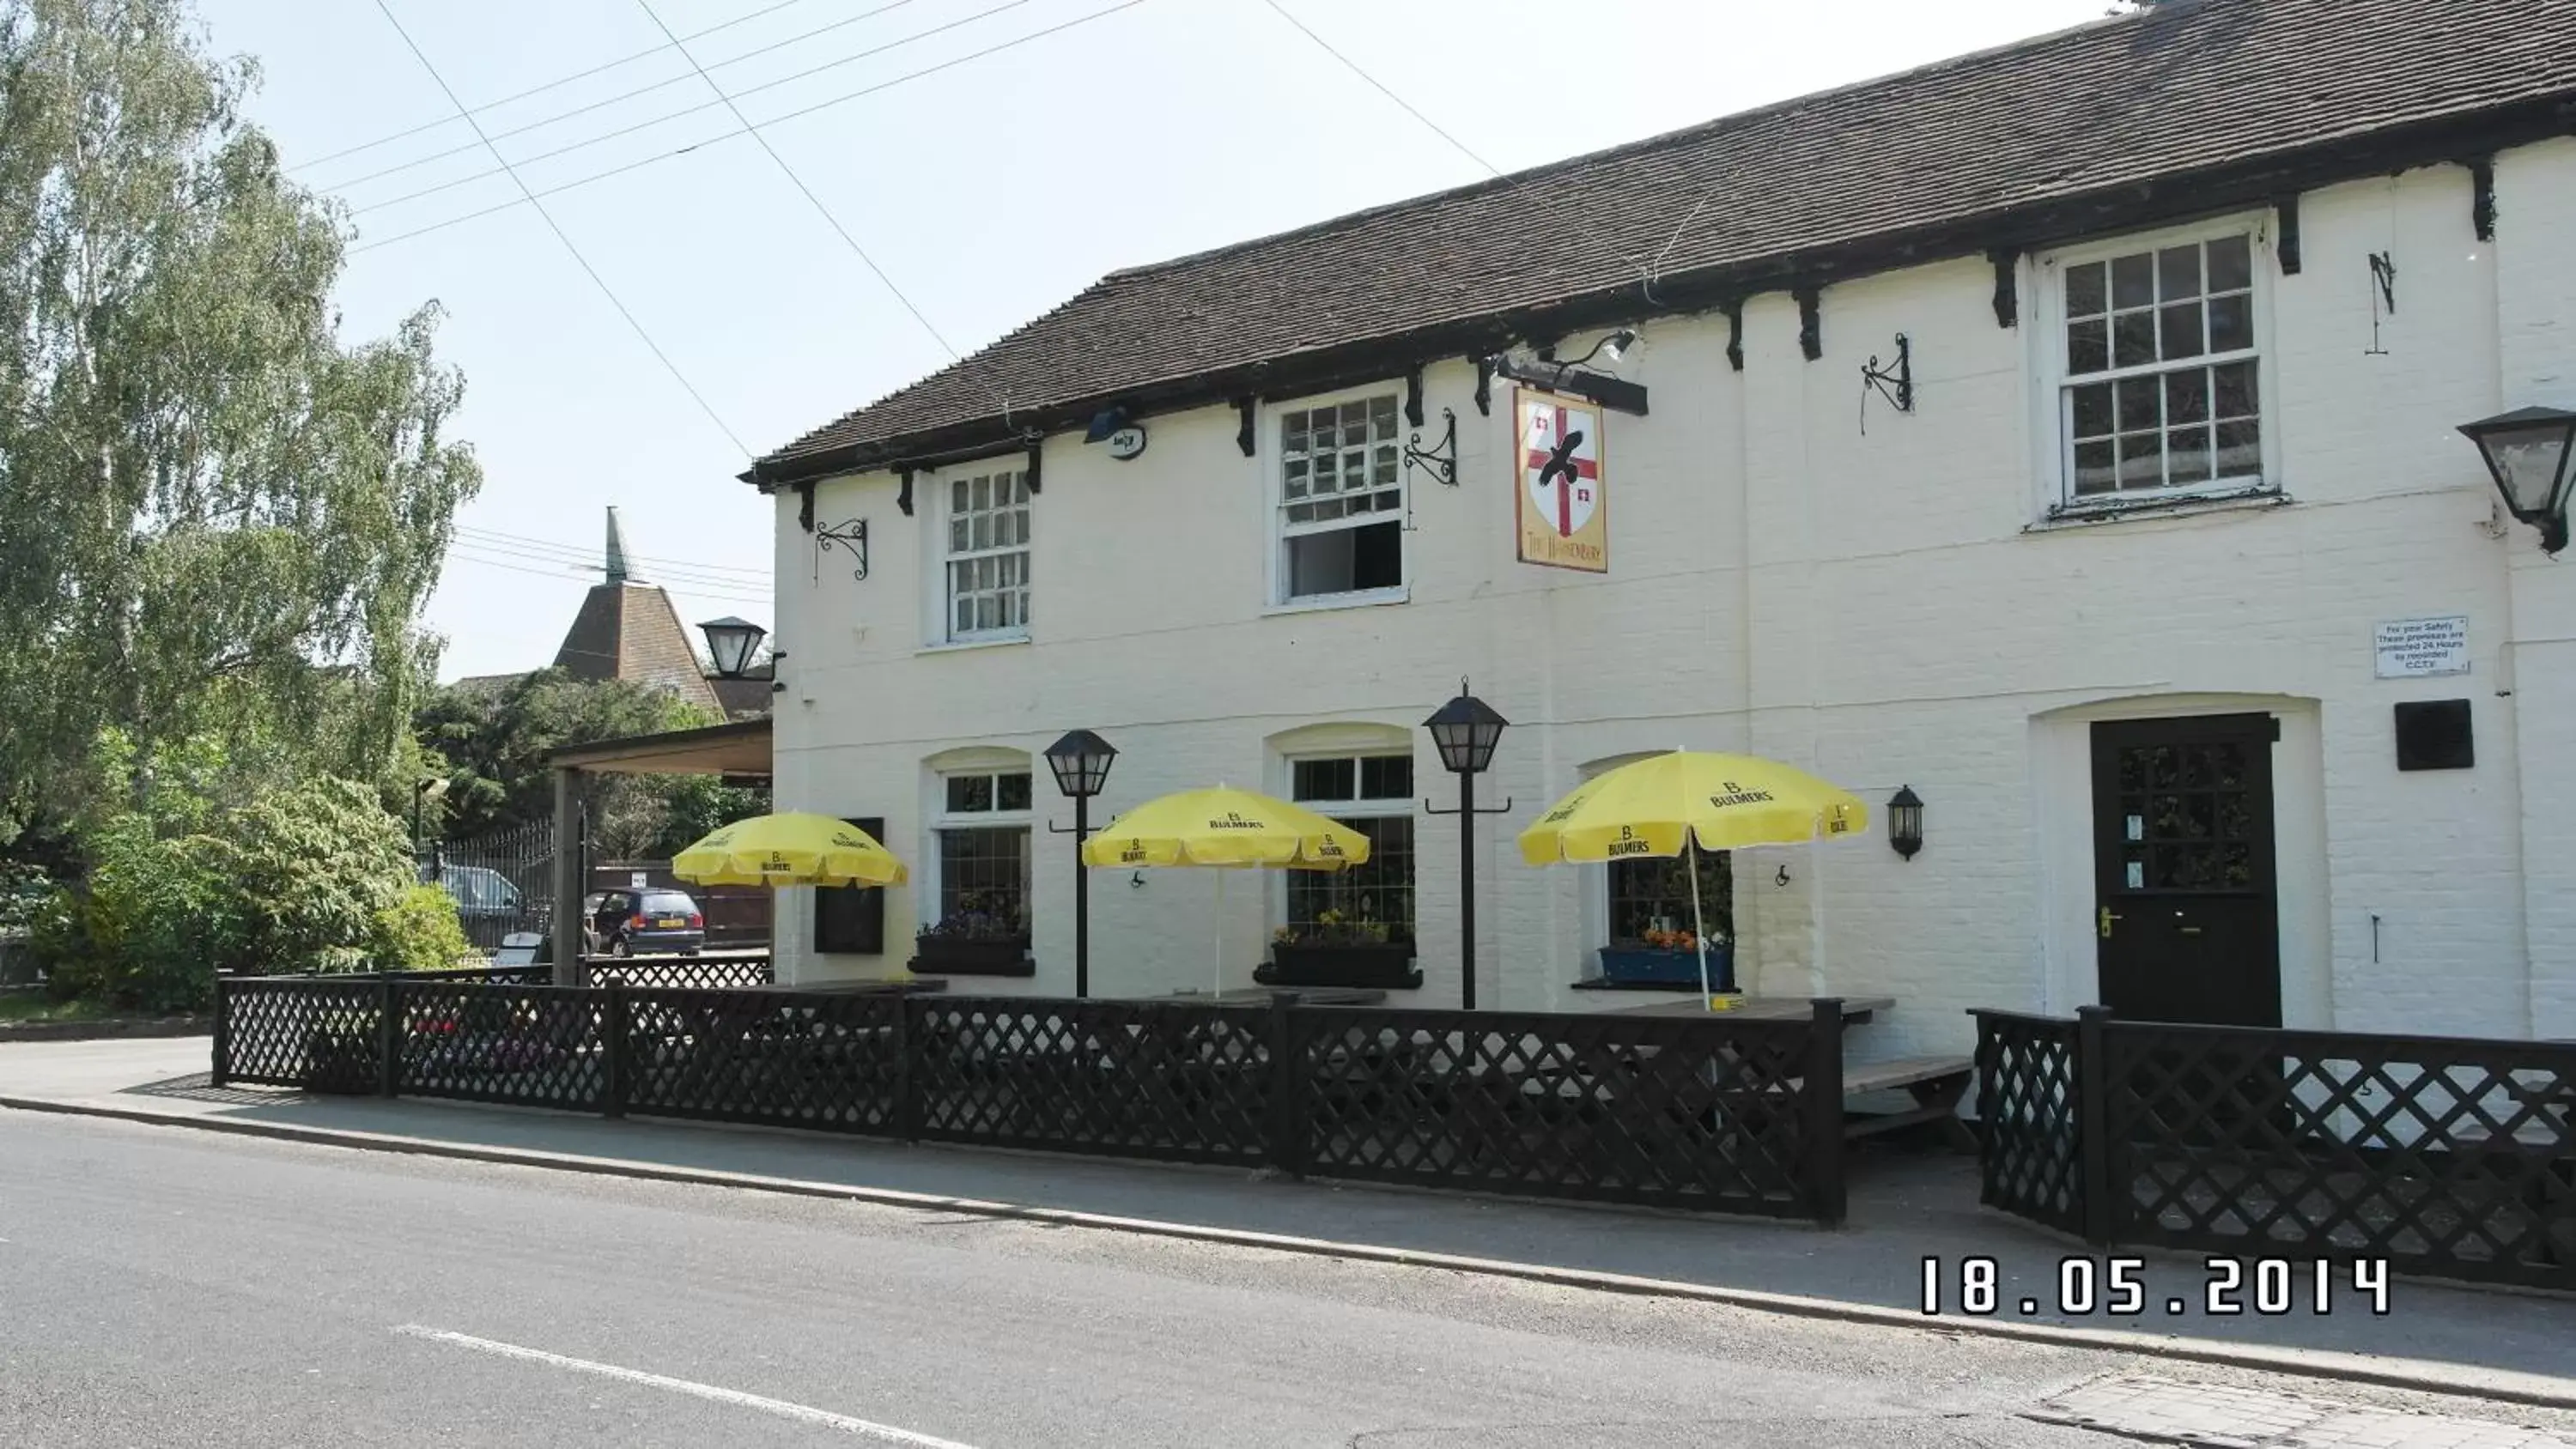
[2098,906,2122,938]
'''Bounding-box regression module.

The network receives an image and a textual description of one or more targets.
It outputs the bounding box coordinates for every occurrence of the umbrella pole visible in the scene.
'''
[1213,870,1224,999]
[1686,838,1715,1010]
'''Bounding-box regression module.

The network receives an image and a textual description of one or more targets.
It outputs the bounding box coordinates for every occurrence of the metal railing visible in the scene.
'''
[214,978,1850,1222]
[1971,1007,2576,1290]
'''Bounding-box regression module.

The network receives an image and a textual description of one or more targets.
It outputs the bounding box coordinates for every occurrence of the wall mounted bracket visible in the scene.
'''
[1403,407,1458,487]
[814,517,868,582]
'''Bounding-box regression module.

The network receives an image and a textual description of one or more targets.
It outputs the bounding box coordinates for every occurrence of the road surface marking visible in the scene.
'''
[392,1325,979,1447]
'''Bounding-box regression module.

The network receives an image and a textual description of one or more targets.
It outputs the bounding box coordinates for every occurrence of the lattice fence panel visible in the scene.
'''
[1291,1008,1820,1215]
[908,998,1273,1164]
[2103,1023,2576,1289]
[1972,1010,2086,1235]
[397,984,605,1110]
[624,988,902,1133]
[220,979,386,1091]
[589,956,774,991]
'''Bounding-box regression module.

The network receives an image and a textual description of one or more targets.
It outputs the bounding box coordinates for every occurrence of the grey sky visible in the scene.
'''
[197,0,2112,681]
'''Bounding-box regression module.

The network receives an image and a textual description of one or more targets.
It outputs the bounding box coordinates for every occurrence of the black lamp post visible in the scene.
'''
[2458,405,2576,555]
[1887,785,1924,861]
[1044,730,1118,998]
[698,615,769,679]
[1424,681,1511,1010]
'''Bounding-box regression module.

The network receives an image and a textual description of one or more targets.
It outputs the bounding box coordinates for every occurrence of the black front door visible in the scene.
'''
[2090,713,2281,1027]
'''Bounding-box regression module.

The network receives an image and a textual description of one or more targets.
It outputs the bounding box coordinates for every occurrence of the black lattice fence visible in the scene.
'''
[586,955,774,991]
[214,981,1852,1221]
[1971,1009,2084,1235]
[398,984,606,1110]
[1971,1008,2576,1291]
[624,987,902,1134]
[1292,1004,1840,1216]
[910,998,1275,1165]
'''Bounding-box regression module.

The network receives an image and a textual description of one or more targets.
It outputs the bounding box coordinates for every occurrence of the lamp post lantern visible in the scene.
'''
[698,615,769,679]
[1044,730,1118,998]
[2458,405,2576,555]
[1424,682,1511,1010]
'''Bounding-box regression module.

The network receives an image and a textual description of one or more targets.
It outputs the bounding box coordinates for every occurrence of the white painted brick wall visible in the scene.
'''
[767,143,2576,1052]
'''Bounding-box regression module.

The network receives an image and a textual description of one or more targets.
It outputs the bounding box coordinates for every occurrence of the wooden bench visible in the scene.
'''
[1842,1055,1977,1152]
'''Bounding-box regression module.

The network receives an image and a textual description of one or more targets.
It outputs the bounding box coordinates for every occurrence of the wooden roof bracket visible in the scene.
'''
[2465,155,2496,240]
[896,467,915,518]
[1796,287,1823,361]
[2274,192,2303,274]
[1724,300,1745,371]
[1988,247,2021,329]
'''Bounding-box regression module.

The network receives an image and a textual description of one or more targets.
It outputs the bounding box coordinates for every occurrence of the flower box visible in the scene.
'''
[909,935,1032,976]
[1256,943,1423,991]
[1596,943,1736,991]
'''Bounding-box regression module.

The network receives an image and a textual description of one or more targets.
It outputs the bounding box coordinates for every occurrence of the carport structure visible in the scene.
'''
[545,718,772,985]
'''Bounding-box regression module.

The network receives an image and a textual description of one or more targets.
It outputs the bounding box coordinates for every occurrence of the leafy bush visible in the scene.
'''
[218,777,414,976]
[369,883,471,973]
[33,818,239,1010]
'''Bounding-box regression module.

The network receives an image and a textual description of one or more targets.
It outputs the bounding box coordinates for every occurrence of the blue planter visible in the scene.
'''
[1596,944,1735,991]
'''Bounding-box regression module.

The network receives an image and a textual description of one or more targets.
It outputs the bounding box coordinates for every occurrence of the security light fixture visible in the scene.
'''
[1887,785,1924,861]
[2458,405,2576,555]
[1084,407,1132,444]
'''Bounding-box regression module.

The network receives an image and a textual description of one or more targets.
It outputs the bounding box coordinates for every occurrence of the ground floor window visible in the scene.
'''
[1267,753,1419,988]
[1607,850,1732,949]
[920,767,1032,973]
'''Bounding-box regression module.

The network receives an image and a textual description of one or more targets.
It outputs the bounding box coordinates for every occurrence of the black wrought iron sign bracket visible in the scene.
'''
[1404,407,1459,488]
[1860,332,1913,433]
[814,517,868,582]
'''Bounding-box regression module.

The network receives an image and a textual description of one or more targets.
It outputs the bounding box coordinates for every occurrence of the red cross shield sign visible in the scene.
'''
[1515,388,1608,573]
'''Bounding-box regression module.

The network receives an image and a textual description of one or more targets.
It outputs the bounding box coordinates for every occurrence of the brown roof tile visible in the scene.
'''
[750,0,2576,482]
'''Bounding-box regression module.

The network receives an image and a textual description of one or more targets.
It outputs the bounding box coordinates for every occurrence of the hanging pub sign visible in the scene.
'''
[1515,387,1608,573]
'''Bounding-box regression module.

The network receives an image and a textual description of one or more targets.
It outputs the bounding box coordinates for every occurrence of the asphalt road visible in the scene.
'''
[0,1113,2556,1449]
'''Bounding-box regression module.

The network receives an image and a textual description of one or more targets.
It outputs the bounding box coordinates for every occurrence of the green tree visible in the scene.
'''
[0,0,481,828]
[416,670,764,853]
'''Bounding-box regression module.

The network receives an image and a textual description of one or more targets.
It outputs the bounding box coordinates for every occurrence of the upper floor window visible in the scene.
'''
[1278,393,1403,601]
[944,464,1030,640]
[2056,230,2264,509]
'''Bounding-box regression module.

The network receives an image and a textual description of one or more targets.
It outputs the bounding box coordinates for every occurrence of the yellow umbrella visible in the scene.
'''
[1518,751,1868,1008]
[673,811,908,888]
[1081,785,1370,997]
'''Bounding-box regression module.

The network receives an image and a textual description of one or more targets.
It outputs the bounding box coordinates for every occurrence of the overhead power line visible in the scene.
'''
[632,0,974,373]
[453,524,774,580]
[445,547,775,607]
[348,0,1148,255]
[299,0,833,173]
[450,530,775,590]
[330,0,975,197]
[369,0,750,457]
[1254,0,1503,179]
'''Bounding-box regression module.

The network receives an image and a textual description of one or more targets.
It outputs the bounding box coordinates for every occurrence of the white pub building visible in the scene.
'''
[742,0,2576,1057]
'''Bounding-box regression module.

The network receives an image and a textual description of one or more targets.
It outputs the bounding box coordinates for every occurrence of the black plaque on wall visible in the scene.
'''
[2394,701,2475,772]
[812,815,888,954]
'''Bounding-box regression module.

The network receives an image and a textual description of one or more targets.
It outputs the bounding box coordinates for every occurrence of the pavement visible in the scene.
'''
[3,1037,2572,1416]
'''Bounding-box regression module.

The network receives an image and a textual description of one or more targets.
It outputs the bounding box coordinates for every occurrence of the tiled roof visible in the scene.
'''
[751,0,2576,482]
[554,584,726,715]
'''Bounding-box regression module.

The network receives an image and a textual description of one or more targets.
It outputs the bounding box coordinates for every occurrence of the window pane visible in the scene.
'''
[1285,502,1315,524]
[2158,246,2202,300]
[2165,368,2209,425]
[1283,414,1308,455]
[2111,252,2155,309]
[2070,382,2113,440]
[2212,360,2259,420]
[1285,814,1414,942]
[955,596,973,634]
[2118,432,2165,489]
[936,825,1030,929]
[951,479,967,512]
[998,773,1032,811]
[1373,444,1398,486]
[970,512,990,550]
[949,774,992,813]
[1358,755,1413,800]
[1341,401,1369,434]
[2160,303,2205,360]
[2168,425,2214,482]
[1310,414,1337,451]
[2208,293,2252,353]
[2115,375,2161,431]
[2068,319,2108,375]
[2073,440,2117,496]
[2215,420,2262,476]
[1295,758,1356,803]
[2066,262,2106,318]
[1352,520,1402,591]
[972,475,991,512]
[975,595,999,631]
[949,516,968,553]
[2113,312,2156,368]
[2208,234,2253,292]
[1370,396,1397,434]
[1314,496,1346,522]
[1284,460,1308,498]
[1287,529,1357,598]
[1607,851,1731,944]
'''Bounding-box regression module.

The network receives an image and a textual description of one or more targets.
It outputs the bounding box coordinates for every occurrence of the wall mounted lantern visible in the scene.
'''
[2458,405,2576,555]
[1423,682,1512,1010]
[1886,785,1924,861]
[1044,729,1119,999]
[698,616,768,679]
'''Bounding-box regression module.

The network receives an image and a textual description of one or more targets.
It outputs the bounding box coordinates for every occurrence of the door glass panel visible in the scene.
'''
[2111,737,2261,894]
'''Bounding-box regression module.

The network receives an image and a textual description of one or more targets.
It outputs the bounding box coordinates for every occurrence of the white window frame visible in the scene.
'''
[1278,749,1416,940]
[1263,385,1410,609]
[935,458,1033,644]
[2033,213,2280,518]
[925,762,1034,931]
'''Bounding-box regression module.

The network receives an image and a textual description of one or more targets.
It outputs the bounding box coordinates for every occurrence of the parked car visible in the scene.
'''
[590,888,704,957]
[437,864,525,920]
